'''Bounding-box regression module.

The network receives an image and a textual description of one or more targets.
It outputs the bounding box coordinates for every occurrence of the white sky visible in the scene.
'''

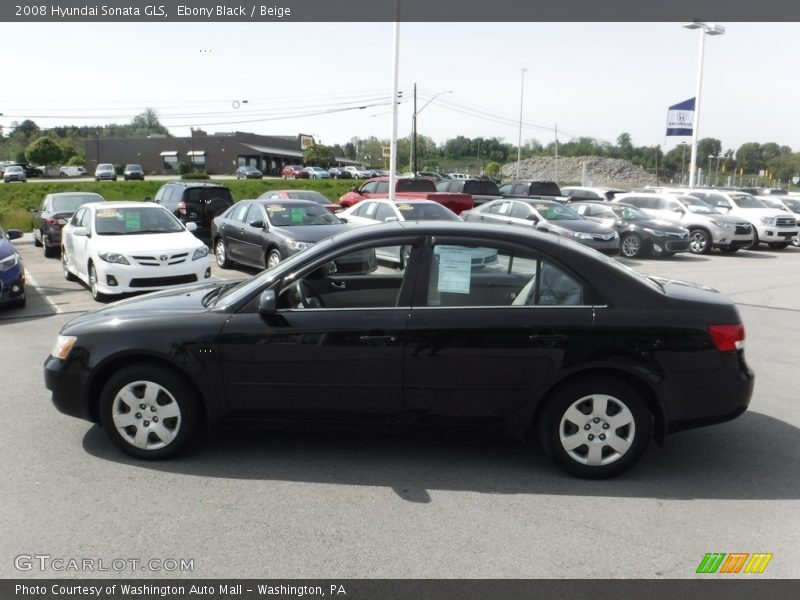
[1,22,797,155]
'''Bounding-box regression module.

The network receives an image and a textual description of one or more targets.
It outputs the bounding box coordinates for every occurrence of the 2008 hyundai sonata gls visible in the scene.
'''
[45,221,754,478]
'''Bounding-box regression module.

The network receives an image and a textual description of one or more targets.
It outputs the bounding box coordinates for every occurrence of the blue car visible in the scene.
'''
[0,227,26,309]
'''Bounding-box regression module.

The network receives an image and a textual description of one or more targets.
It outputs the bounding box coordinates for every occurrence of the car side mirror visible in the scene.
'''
[249,219,265,229]
[257,289,277,315]
[72,227,89,237]
[672,206,685,213]
[6,229,23,240]
[144,197,152,202]
[338,217,348,223]
[185,222,198,232]
[352,186,362,194]
[526,215,539,223]
[27,206,38,213]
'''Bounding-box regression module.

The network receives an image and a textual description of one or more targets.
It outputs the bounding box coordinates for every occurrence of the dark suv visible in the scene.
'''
[436,178,504,206]
[151,181,235,241]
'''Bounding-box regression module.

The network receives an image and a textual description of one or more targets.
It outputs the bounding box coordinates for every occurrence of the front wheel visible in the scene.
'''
[748,230,760,249]
[688,229,712,254]
[619,233,643,258]
[88,263,107,302]
[538,377,651,479]
[266,248,282,268]
[98,364,201,459]
[214,238,231,269]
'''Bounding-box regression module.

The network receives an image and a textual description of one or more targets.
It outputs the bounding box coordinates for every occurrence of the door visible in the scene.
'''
[404,238,595,425]
[218,237,421,421]
[221,202,252,263]
[68,207,93,279]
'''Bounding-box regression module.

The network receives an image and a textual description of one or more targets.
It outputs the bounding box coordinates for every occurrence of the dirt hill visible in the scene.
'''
[501,156,659,188]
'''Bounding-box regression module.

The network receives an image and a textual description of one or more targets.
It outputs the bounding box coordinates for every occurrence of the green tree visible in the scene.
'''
[25,136,64,166]
[485,161,502,177]
[695,138,723,167]
[131,108,169,136]
[616,133,633,159]
[303,144,335,168]
[735,143,763,173]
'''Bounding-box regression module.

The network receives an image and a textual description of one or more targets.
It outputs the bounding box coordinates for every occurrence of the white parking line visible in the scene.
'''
[24,269,63,314]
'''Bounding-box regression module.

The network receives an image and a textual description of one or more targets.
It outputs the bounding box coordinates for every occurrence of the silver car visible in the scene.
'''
[613,192,753,254]
[94,163,117,181]
[3,165,26,183]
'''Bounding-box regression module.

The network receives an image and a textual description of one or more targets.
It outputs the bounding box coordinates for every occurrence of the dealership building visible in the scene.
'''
[84,131,357,176]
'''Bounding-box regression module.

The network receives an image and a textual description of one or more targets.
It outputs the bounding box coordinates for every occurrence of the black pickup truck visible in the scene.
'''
[499,180,571,203]
[436,178,505,207]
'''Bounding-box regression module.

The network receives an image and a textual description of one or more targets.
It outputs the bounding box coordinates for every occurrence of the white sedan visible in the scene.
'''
[61,201,212,301]
[336,199,496,268]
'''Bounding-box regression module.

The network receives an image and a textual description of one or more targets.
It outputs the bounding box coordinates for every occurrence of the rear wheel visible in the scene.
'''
[688,229,712,254]
[98,364,201,459]
[42,235,58,258]
[538,377,651,479]
[33,230,43,247]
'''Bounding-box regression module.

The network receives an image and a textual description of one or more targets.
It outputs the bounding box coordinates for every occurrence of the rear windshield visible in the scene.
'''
[396,203,459,221]
[463,180,501,195]
[185,187,233,203]
[397,179,436,193]
[530,182,563,196]
[52,195,101,212]
[730,194,765,209]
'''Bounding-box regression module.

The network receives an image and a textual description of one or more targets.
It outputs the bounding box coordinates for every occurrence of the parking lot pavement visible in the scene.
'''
[2,235,800,578]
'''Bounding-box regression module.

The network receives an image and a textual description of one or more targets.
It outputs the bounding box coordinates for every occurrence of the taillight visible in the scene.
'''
[46,218,57,225]
[708,324,745,352]
[177,201,187,215]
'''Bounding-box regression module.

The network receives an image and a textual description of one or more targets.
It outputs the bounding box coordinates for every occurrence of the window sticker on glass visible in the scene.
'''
[397,204,414,211]
[291,208,305,223]
[96,210,121,218]
[267,205,286,212]
[436,246,472,294]
[125,212,140,229]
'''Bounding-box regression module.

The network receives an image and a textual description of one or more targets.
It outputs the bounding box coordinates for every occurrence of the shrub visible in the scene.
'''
[114,164,124,175]
[181,173,209,180]
[177,162,190,175]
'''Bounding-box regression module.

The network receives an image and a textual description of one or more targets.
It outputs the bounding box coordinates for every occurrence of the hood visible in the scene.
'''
[554,219,615,234]
[635,218,688,234]
[0,238,17,261]
[733,207,792,218]
[92,231,203,253]
[61,281,231,333]
[272,223,350,243]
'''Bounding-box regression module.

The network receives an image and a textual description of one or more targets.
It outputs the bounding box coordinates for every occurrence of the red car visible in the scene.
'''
[258,190,341,213]
[281,165,310,179]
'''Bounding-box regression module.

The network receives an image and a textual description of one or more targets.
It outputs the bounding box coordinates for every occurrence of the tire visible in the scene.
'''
[88,263,107,302]
[62,251,78,281]
[688,229,712,254]
[42,235,58,258]
[214,238,231,269]
[768,242,790,249]
[266,248,282,268]
[33,230,43,247]
[98,364,201,459]
[619,233,643,258]
[538,377,652,479]
[9,296,26,309]
[748,230,760,249]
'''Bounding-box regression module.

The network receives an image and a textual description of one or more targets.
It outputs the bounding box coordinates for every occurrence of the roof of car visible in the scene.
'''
[161,180,229,188]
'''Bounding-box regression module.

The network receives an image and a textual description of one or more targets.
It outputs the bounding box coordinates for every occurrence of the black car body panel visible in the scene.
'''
[45,222,754,474]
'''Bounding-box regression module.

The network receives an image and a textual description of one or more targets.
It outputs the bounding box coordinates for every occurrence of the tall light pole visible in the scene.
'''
[680,142,687,184]
[707,154,714,187]
[682,21,725,188]
[411,86,452,175]
[516,67,527,180]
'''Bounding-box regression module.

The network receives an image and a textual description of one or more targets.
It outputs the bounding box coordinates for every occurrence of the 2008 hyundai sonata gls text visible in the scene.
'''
[45,221,754,478]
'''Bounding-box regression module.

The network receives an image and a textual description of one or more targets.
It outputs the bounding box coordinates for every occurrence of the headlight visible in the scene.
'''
[98,252,129,265]
[709,219,731,229]
[287,240,313,251]
[192,245,210,261]
[643,228,665,237]
[760,216,776,226]
[51,335,77,360]
[0,253,20,272]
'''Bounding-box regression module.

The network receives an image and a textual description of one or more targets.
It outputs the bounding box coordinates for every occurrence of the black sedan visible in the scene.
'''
[211,199,349,270]
[570,201,691,258]
[327,167,353,179]
[28,192,104,257]
[44,221,754,479]
[461,198,619,253]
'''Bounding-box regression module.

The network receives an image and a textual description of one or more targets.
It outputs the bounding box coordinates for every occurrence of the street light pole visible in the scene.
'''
[680,142,687,184]
[683,21,725,188]
[707,155,715,187]
[516,67,527,180]
[412,86,452,175]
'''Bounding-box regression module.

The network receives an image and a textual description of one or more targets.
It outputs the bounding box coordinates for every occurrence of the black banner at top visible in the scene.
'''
[1,0,797,22]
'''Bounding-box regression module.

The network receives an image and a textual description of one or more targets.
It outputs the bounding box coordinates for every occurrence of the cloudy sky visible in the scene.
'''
[1,21,796,154]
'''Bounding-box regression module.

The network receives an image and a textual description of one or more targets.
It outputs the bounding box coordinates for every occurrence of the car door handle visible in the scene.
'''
[331,280,346,289]
[360,335,397,344]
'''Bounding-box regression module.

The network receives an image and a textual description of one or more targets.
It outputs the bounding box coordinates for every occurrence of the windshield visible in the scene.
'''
[730,193,766,208]
[95,206,184,235]
[397,179,436,193]
[264,203,341,226]
[611,204,649,221]
[286,191,330,204]
[533,203,582,221]
[52,195,101,212]
[676,195,720,214]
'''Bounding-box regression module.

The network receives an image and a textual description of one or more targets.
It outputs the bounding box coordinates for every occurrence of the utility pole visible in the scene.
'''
[411,83,417,175]
[516,68,527,180]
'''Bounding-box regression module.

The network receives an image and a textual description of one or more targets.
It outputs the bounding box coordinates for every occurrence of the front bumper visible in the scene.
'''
[0,272,25,305]
[44,354,93,421]
[92,258,212,296]
[756,225,799,243]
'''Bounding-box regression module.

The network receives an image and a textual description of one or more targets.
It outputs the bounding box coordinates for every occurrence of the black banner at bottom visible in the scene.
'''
[5,580,800,600]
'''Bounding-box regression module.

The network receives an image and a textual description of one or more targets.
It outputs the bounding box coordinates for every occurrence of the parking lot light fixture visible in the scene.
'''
[682,21,725,188]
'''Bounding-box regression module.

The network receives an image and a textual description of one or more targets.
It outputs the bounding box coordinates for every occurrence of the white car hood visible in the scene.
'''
[733,207,792,218]
[92,231,202,254]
